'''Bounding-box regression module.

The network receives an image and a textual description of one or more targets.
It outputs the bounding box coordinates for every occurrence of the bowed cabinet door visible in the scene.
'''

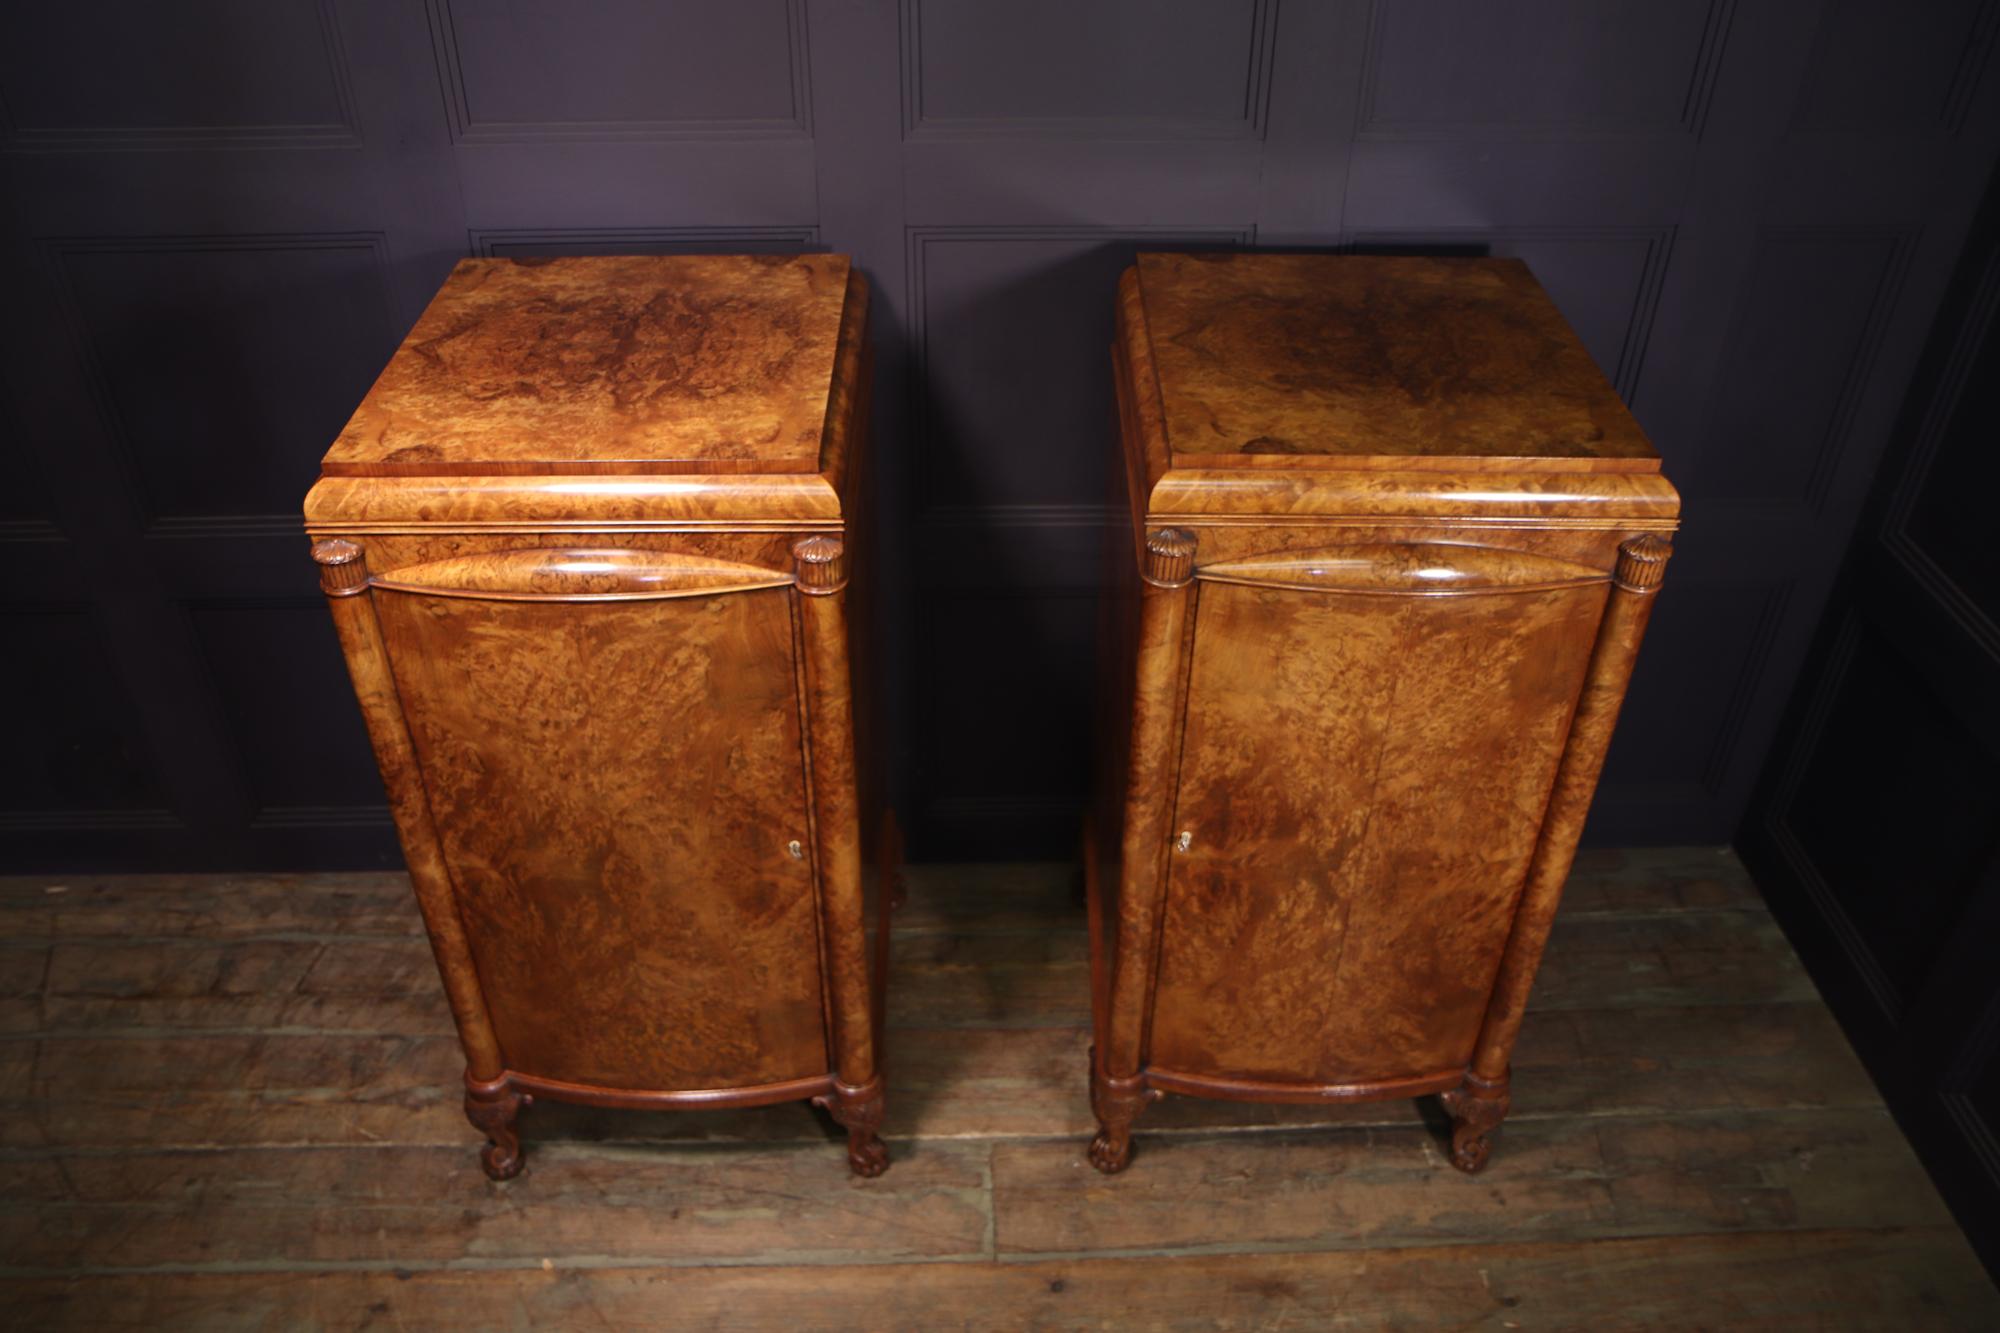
[1147,542,1613,1091]
[366,546,829,1094]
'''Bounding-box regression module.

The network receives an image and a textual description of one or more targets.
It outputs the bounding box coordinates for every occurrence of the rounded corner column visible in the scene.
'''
[1459,534,1674,1168]
[310,538,506,1092]
[1091,526,1198,1172]
[792,534,890,1177]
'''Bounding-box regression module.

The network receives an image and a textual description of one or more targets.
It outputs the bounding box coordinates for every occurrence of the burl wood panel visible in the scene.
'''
[1149,570,1608,1087]
[1130,252,1657,471]
[306,255,886,1180]
[304,471,848,529]
[1470,536,1672,1084]
[1092,253,1682,1176]
[322,254,855,476]
[371,547,798,600]
[371,581,826,1092]
[310,540,505,1085]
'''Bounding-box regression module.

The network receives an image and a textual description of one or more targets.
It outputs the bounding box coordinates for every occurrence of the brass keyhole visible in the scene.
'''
[1176,830,1193,852]
[787,839,804,860]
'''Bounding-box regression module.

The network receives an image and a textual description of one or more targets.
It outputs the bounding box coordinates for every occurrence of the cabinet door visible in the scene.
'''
[1149,543,1610,1087]
[369,547,827,1092]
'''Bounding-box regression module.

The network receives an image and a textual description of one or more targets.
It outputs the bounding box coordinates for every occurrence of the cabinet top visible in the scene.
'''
[318,254,862,480]
[1127,252,1659,474]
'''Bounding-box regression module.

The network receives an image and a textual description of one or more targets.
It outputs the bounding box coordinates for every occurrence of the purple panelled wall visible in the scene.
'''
[2,1,1997,867]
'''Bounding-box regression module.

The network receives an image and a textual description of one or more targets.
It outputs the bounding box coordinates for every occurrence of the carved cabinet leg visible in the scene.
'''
[1439,1069,1511,1174]
[1089,1066,1161,1174]
[815,1076,889,1178]
[464,1075,532,1181]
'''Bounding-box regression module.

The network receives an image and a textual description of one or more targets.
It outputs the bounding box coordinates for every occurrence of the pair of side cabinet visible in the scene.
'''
[306,252,1676,1183]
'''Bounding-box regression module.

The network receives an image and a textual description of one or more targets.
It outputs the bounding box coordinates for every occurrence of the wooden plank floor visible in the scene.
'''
[1,847,1993,1330]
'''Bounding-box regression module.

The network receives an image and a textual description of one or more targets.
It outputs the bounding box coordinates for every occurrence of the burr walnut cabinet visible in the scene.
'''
[1088,253,1679,1174]
[305,254,893,1181]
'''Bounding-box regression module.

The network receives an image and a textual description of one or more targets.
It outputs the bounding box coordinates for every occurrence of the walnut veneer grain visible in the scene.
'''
[322,254,856,477]
[306,255,891,1181]
[1133,252,1657,470]
[1091,253,1680,1173]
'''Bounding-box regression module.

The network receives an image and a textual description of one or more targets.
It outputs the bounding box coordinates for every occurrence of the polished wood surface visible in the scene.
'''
[309,540,504,1089]
[1447,533,1673,1168]
[1130,252,1658,470]
[307,256,887,1179]
[375,584,824,1092]
[364,547,799,600]
[5,854,1995,1328]
[1092,254,1681,1174]
[1089,527,1194,1171]
[1115,267,1679,526]
[1150,573,1607,1088]
[303,471,847,529]
[792,535,890,1177]
[322,254,857,476]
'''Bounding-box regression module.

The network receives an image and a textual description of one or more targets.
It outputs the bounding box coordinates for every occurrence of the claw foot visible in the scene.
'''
[1439,1072,1510,1175]
[1088,1064,1157,1174]
[847,1132,890,1178]
[464,1079,531,1182]
[815,1077,890,1179]
[1088,1128,1132,1174]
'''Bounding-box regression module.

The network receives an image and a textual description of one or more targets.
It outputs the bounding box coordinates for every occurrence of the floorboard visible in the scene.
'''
[0,848,1991,1329]
[4,1231,1990,1332]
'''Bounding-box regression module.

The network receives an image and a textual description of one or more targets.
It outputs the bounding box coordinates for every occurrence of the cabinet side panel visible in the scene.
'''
[373,585,827,1091]
[1150,578,1606,1084]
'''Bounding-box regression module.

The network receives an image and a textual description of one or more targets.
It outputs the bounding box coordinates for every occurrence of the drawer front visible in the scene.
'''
[1149,542,1610,1086]
[370,547,826,1092]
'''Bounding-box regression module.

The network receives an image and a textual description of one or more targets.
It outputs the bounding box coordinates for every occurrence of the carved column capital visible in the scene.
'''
[1614,533,1672,594]
[1142,527,1197,589]
[311,538,369,597]
[791,534,848,595]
